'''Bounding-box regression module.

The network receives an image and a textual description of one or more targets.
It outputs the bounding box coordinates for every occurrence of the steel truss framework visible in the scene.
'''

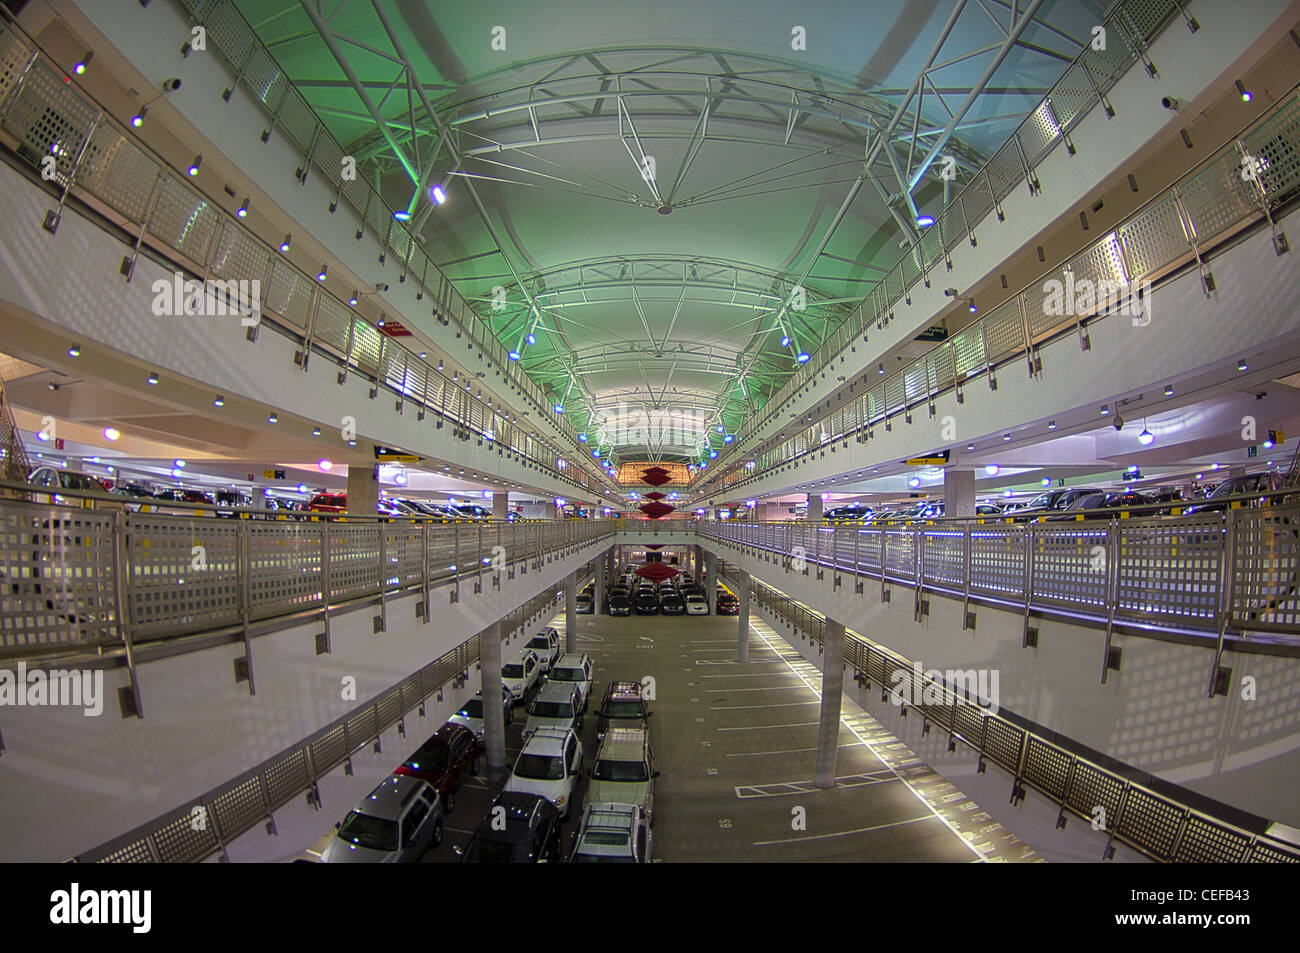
[247,0,1090,466]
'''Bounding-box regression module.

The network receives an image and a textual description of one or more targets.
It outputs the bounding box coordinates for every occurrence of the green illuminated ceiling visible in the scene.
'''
[236,0,1104,462]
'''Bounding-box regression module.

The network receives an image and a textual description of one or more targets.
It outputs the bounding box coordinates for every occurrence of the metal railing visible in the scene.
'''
[0,492,612,674]
[701,506,1300,660]
[0,12,613,500]
[706,83,1300,494]
[721,564,1300,863]
[72,575,588,863]
[696,0,1206,485]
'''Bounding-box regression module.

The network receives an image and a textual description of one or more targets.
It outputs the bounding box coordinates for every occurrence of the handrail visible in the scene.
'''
[71,567,596,863]
[699,506,1300,648]
[718,563,1300,863]
[703,83,1300,495]
[695,0,1186,485]
[0,11,615,500]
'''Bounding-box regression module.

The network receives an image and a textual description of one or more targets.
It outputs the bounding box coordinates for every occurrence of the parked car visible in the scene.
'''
[27,467,112,507]
[583,727,658,823]
[660,593,686,615]
[634,591,659,615]
[568,802,653,863]
[392,723,480,814]
[1049,490,1154,520]
[501,649,542,704]
[596,680,652,742]
[523,681,584,743]
[547,653,593,711]
[716,592,739,615]
[1185,472,1290,514]
[320,775,443,863]
[825,504,872,522]
[503,727,584,819]
[453,503,492,520]
[524,627,561,673]
[458,792,562,863]
[448,686,514,745]
[1013,487,1103,520]
[306,492,347,513]
[609,593,632,616]
[684,594,709,615]
[576,593,594,614]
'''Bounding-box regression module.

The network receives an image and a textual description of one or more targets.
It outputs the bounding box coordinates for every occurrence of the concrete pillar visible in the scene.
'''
[815,618,846,789]
[737,569,750,662]
[347,463,379,515]
[595,552,607,615]
[943,467,976,518]
[493,490,510,521]
[564,570,578,654]
[704,550,717,613]
[1229,465,1247,478]
[693,545,703,586]
[480,620,507,782]
[807,494,823,522]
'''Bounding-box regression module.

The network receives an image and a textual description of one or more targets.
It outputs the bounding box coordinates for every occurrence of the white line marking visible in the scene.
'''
[697,672,805,679]
[749,624,986,862]
[725,743,863,757]
[715,721,820,732]
[710,701,821,711]
[705,685,813,693]
[753,814,939,846]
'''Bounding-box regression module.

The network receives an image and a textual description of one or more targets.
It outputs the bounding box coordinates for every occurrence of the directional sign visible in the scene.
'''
[904,450,950,466]
[374,446,420,463]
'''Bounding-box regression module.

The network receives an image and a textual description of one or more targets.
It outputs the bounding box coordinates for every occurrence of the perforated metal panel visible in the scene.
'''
[1031,524,1110,609]
[1242,93,1300,208]
[984,717,1024,773]
[1230,507,1300,632]
[960,172,994,227]
[1116,0,1177,43]
[1049,63,1098,132]
[242,46,288,113]
[1249,841,1300,862]
[211,776,267,845]
[350,318,382,376]
[969,526,1025,597]
[151,809,217,863]
[324,523,380,601]
[207,220,269,284]
[264,259,313,330]
[264,748,309,808]
[984,139,1022,204]
[951,703,985,749]
[247,522,323,619]
[1179,151,1258,243]
[1120,192,1190,278]
[884,373,904,414]
[883,530,914,580]
[1017,100,1062,166]
[921,530,963,587]
[1022,272,1068,342]
[981,299,1025,364]
[2,59,98,182]
[0,503,118,651]
[128,517,238,639]
[951,323,985,377]
[0,25,31,115]
[1023,736,1071,800]
[312,293,352,354]
[1174,815,1250,863]
[204,0,257,65]
[1117,787,1183,858]
[78,127,157,221]
[1116,517,1221,624]
[147,175,220,265]
[903,359,927,405]
[276,88,317,153]
[1065,760,1125,822]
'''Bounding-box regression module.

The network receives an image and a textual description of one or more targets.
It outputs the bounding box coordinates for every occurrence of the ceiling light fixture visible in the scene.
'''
[236,196,248,217]
[1236,79,1253,102]
[280,234,291,253]
[67,344,80,357]
[316,265,327,281]
[130,104,147,127]
[430,184,447,205]
[187,155,202,176]
[74,50,93,75]
[213,396,225,407]
[147,372,158,385]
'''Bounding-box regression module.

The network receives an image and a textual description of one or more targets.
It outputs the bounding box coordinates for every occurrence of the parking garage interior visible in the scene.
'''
[1,0,1299,919]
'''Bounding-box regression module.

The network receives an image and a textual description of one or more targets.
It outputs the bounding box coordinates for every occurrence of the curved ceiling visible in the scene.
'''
[237,0,1105,462]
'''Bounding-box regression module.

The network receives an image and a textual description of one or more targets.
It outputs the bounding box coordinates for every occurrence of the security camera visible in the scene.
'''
[375,282,389,292]
[1113,415,1125,431]
[943,288,959,297]
[161,77,182,92]
[1160,96,1180,111]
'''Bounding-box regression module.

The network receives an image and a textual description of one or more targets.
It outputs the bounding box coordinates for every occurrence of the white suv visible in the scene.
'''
[546,653,593,712]
[523,681,584,743]
[501,649,542,704]
[523,627,561,673]
[503,727,584,819]
[569,802,653,863]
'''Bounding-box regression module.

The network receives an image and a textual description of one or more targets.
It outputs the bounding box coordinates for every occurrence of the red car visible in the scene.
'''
[306,492,347,513]
[393,723,480,814]
[716,592,740,615]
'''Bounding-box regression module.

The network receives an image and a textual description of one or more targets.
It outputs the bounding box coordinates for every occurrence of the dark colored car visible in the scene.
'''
[1047,490,1152,520]
[1185,473,1290,514]
[609,593,632,616]
[716,592,739,615]
[1013,487,1104,520]
[596,681,652,741]
[458,792,563,863]
[634,592,659,615]
[393,723,480,814]
[660,593,686,615]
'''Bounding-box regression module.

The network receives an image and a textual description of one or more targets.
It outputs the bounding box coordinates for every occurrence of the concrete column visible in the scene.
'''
[595,552,606,616]
[737,569,750,662]
[480,620,507,782]
[493,490,510,521]
[807,494,823,522]
[346,463,379,515]
[943,467,976,518]
[693,545,703,585]
[564,569,578,654]
[704,550,717,613]
[815,618,846,789]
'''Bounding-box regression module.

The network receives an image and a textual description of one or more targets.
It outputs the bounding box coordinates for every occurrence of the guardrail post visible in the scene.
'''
[1022,523,1034,647]
[320,523,332,651]
[111,509,144,718]
[1208,510,1237,697]
[1100,519,1120,684]
[961,525,973,629]
[475,522,484,594]
[376,522,388,633]
[236,521,256,695]
[420,522,430,624]
[451,525,460,604]
[854,526,863,593]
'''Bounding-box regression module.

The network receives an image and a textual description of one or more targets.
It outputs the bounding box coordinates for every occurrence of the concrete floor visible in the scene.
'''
[325,605,1041,863]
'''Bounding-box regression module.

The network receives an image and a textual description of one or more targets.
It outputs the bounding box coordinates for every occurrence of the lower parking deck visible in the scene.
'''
[380,608,1042,863]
